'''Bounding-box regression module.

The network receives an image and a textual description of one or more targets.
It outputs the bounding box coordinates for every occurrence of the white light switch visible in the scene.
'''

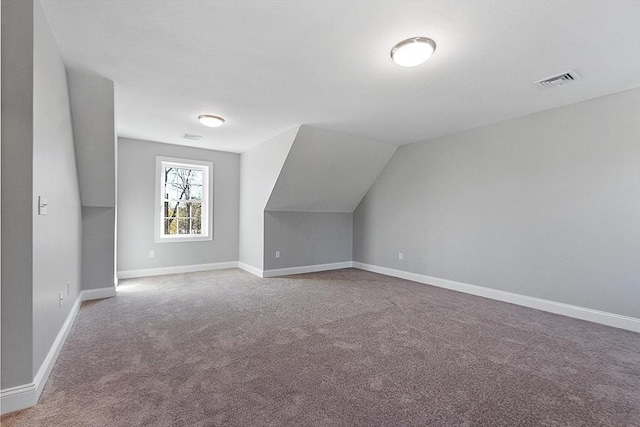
[275,251,280,259]
[38,196,48,215]
[398,252,403,260]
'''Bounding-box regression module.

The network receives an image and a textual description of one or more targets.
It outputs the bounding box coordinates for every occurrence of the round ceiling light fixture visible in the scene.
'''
[390,37,436,67]
[198,114,225,128]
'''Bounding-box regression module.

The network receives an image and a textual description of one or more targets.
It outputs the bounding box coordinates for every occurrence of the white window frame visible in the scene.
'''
[155,156,214,243]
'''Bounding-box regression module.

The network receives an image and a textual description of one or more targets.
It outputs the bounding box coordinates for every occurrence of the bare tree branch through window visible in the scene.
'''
[162,166,203,235]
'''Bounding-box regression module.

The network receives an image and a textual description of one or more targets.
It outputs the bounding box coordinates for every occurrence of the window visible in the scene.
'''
[155,157,213,242]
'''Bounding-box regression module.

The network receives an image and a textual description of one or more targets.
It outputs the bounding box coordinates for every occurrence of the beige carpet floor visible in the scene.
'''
[2,268,639,426]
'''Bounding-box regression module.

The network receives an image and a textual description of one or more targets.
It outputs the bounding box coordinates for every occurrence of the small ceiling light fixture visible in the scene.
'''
[198,114,225,128]
[391,36,437,67]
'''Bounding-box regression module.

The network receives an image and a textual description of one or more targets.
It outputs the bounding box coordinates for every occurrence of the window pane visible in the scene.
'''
[174,218,201,235]
[190,170,203,186]
[177,218,189,234]
[166,167,191,185]
[164,167,178,185]
[189,185,203,200]
[172,202,188,219]
[191,202,202,219]
[179,168,193,184]
[163,201,174,218]
[164,218,177,235]
[191,218,202,234]
[164,183,184,201]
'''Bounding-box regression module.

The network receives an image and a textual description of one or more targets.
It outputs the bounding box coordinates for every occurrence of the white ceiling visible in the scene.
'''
[41,0,640,153]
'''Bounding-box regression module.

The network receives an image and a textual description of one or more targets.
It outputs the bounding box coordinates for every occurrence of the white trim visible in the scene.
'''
[263,261,353,278]
[352,262,640,332]
[238,262,264,278]
[0,383,36,416]
[81,286,117,301]
[1,294,82,415]
[155,156,213,243]
[117,261,238,279]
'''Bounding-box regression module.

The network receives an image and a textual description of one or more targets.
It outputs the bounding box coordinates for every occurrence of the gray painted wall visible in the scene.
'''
[266,125,396,212]
[68,70,116,208]
[1,0,83,389]
[32,0,82,375]
[239,127,298,270]
[1,0,35,389]
[68,70,117,290]
[354,88,640,318]
[82,207,115,289]
[264,212,353,270]
[258,126,394,272]
[117,138,239,272]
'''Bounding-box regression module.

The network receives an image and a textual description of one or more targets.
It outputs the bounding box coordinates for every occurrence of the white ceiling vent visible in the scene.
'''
[534,70,580,89]
[182,133,202,140]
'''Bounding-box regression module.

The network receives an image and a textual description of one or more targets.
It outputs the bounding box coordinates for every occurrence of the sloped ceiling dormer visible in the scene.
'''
[265,125,396,213]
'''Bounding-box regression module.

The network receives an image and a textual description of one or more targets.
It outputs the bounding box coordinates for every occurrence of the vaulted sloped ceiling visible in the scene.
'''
[266,125,396,213]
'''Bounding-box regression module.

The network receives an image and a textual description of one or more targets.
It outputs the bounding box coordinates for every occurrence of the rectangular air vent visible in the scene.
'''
[534,70,580,89]
[182,133,202,140]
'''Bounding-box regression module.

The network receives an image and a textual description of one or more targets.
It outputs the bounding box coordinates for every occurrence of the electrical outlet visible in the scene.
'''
[149,250,155,258]
[398,252,403,260]
[59,292,64,307]
[275,251,280,259]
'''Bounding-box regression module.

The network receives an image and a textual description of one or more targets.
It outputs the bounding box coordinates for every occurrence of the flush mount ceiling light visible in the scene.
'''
[390,37,436,67]
[198,114,225,128]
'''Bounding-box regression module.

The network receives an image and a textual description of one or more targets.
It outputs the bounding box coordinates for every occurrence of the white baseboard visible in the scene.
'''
[238,261,354,278]
[81,286,117,301]
[238,262,264,278]
[1,286,118,415]
[263,261,353,278]
[0,382,37,416]
[1,294,82,415]
[352,262,639,332]
[117,261,239,279]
